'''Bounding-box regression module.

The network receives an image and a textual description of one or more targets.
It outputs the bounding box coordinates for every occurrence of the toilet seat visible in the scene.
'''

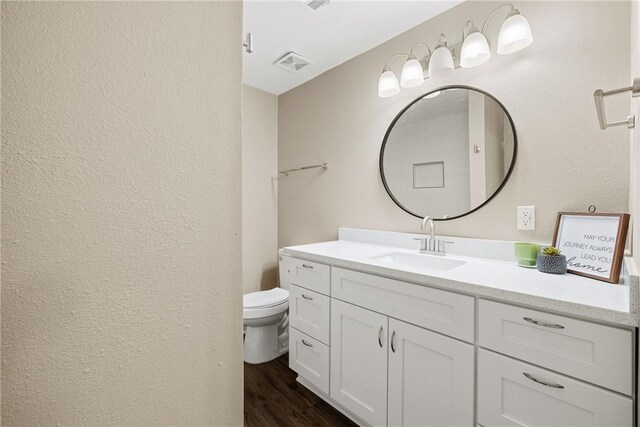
[243,288,289,309]
[243,288,289,320]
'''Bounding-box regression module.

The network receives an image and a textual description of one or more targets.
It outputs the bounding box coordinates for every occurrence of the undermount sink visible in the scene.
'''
[371,251,466,272]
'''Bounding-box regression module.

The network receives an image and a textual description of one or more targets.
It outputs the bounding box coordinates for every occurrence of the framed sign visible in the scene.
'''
[552,212,630,284]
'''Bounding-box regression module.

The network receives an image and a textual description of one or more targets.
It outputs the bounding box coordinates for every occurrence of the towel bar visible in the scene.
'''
[278,163,329,176]
[593,78,639,130]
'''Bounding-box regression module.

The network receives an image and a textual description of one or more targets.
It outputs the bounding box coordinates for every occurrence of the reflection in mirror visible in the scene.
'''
[380,87,516,220]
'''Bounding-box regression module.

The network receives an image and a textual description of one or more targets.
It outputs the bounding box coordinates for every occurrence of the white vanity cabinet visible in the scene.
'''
[283,256,332,395]
[479,299,633,395]
[478,299,634,427]
[289,327,330,394]
[330,299,475,427]
[279,256,331,294]
[289,284,330,345]
[282,253,636,427]
[387,318,475,427]
[330,299,389,426]
[478,349,633,427]
[331,267,475,343]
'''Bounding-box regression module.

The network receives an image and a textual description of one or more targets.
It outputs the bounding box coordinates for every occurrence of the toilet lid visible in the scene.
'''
[243,288,289,309]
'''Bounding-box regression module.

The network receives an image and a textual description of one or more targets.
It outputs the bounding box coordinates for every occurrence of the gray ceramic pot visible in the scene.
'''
[536,254,567,274]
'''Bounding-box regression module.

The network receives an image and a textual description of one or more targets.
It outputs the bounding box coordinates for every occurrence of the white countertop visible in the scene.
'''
[281,230,638,327]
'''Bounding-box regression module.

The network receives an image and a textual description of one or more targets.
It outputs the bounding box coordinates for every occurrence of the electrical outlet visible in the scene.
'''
[517,206,535,230]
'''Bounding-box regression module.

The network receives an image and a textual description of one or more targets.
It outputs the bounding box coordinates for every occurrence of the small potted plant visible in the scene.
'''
[537,247,567,275]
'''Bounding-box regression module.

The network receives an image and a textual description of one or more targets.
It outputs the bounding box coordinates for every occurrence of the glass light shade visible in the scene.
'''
[460,31,491,68]
[497,13,533,55]
[400,57,425,88]
[425,90,441,99]
[378,69,400,98]
[428,46,454,78]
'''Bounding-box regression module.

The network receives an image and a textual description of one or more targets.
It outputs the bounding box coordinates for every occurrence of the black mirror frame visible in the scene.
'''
[379,85,518,221]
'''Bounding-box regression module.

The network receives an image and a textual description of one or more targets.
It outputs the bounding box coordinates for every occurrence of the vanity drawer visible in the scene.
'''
[280,256,331,295]
[478,299,632,395]
[478,349,632,427]
[331,267,475,343]
[289,285,330,345]
[289,327,329,394]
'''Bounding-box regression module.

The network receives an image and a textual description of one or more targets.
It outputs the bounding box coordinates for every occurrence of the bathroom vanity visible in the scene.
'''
[279,228,638,427]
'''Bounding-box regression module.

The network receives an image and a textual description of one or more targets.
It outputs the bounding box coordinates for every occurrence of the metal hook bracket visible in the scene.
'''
[243,33,253,54]
[593,78,639,130]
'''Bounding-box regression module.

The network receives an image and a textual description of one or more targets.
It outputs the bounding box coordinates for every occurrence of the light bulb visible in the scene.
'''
[400,56,425,88]
[378,68,400,98]
[460,30,491,68]
[497,10,533,55]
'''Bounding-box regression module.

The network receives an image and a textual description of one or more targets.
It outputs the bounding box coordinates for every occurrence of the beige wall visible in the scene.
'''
[242,85,279,294]
[278,1,631,247]
[1,2,243,425]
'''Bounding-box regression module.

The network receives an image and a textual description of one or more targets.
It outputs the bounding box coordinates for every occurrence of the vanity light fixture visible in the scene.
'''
[460,21,490,68]
[428,34,455,78]
[496,6,533,54]
[400,55,424,88]
[377,3,533,98]
[401,44,431,88]
[378,62,401,98]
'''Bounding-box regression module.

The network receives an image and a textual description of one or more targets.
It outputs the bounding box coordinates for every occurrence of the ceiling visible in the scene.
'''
[243,0,463,95]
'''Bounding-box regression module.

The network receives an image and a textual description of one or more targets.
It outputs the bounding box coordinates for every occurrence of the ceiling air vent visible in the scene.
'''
[274,51,313,72]
[300,0,330,11]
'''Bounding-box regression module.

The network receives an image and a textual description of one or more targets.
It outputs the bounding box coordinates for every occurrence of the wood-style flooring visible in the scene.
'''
[244,355,357,427]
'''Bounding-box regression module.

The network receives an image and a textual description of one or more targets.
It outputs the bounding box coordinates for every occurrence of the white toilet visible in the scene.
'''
[243,287,289,364]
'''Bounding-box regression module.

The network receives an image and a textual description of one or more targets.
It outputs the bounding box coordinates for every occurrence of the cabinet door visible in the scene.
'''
[330,299,388,426]
[289,327,330,394]
[279,256,331,295]
[478,349,633,427]
[388,318,475,427]
[289,285,330,344]
[479,299,632,395]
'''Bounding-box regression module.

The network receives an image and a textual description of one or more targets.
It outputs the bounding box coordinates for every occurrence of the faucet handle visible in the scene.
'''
[437,240,454,253]
[413,237,429,251]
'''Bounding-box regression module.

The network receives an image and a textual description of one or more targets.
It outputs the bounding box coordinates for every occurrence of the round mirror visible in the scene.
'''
[380,86,517,220]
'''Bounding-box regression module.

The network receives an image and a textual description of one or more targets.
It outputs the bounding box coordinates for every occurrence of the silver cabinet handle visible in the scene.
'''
[391,330,396,353]
[301,294,313,301]
[301,339,313,347]
[378,326,384,348]
[523,317,565,329]
[302,264,314,269]
[523,372,564,389]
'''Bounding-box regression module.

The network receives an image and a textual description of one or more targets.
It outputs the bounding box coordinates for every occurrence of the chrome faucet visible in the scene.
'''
[415,216,452,256]
[421,216,436,252]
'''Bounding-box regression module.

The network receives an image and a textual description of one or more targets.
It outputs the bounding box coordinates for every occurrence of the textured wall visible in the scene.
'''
[278,1,630,247]
[242,85,279,294]
[1,2,243,425]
